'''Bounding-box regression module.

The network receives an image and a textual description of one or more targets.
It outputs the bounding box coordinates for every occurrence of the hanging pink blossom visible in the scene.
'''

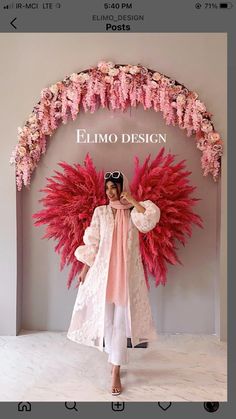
[10,61,224,190]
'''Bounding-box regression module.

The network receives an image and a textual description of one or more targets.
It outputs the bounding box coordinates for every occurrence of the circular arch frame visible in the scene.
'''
[10,61,223,191]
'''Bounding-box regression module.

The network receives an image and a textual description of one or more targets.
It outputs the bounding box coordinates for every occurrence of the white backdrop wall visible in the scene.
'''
[0,33,227,338]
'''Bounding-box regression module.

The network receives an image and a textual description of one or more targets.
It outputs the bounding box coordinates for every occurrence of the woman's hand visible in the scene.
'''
[120,191,146,213]
[120,191,136,204]
[76,265,89,288]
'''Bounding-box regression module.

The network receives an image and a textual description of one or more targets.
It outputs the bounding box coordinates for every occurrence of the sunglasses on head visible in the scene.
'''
[104,171,121,180]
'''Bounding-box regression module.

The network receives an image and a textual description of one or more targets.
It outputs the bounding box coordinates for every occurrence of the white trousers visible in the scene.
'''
[104,301,131,366]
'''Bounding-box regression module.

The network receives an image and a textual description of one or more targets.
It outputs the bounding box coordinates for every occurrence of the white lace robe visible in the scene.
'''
[67,200,161,352]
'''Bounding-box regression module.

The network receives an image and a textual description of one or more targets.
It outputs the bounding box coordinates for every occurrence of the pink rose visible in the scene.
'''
[31,132,39,141]
[108,68,119,77]
[176,94,186,106]
[98,61,114,73]
[207,132,220,143]
[119,65,131,73]
[140,66,148,75]
[189,91,198,100]
[160,76,171,86]
[55,100,62,109]
[129,65,140,75]
[195,100,206,112]
[152,72,162,81]
[212,144,223,155]
[104,76,113,83]
[173,85,183,94]
[201,119,213,133]
[150,80,158,88]
[197,139,208,151]
[41,88,53,100]
[44,99,51,107]
[28,113,37,124]
[69,73,80,83]
[49,84,59,95]
[18,146,27,157]
[77,73,90,83]
[182,88,189,95]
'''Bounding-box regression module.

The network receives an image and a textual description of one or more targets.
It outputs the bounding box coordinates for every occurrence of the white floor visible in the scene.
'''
[0,331,227,402]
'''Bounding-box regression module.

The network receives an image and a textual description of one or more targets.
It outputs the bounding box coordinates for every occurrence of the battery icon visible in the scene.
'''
[220,2,233,8]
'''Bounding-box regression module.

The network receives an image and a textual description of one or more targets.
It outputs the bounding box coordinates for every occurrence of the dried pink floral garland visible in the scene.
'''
[10,61,223,191]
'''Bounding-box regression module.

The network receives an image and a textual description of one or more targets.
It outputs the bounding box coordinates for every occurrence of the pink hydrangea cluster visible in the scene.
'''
[10,61,223,190]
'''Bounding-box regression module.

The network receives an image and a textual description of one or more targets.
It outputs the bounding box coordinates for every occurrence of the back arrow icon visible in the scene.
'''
[10,18,17,29]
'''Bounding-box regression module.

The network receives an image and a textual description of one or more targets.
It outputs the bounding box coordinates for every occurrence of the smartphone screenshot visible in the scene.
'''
[0,0,234,417]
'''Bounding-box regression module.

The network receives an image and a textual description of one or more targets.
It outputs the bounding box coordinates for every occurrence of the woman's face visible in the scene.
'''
[105,180,121,202]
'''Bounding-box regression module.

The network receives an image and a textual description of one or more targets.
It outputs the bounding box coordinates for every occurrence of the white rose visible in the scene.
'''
[108,68,119,77]
[78,73,90,83]
[129,66,140,75]
[49,84,59,95]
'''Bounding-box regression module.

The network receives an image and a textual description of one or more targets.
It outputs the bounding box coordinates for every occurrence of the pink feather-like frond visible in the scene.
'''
[130,147,203,287]
[32,153,106,289]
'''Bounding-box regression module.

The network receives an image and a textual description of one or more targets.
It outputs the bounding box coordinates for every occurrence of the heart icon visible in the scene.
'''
[158,402,172,411]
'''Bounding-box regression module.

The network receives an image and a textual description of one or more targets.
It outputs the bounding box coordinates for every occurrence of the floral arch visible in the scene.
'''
[10,61,223,191]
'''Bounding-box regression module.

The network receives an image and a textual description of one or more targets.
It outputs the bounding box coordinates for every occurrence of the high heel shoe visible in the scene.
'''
[112,386,122,396]
[111,367,122,396]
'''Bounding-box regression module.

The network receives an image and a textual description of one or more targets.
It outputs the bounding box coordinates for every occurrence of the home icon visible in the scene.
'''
[18,402,32,412]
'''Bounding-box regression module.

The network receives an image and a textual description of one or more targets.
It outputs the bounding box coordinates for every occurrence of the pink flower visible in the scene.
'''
[195,100,206,112]
[150,80,158,88]
[173,85,183,94]
[119,65,131,73]
[11,61,223,189]
[176,94,186,106]
[77,73,90,83]
[31,131,40,141]
[98,61,114,73]
[41,88,53,100]
[108,68,119,77]
[69,73,80,83]
[207,132,220,143]
[197,139,208,151]
[201,119,213,133]
[182,88,189,95]
[18,146,27,157]
[67,88,75,101]
[104,75,113,84]
[160,76,171,86]
[140,66,148,75]
[55,100,62,109]
[44,99,52,107]
[212,144,223,155]
[152,72,162,81]
[129,65,140,75]
[189,91,198,100]
[49,84,59,95]
[28,113,37,124]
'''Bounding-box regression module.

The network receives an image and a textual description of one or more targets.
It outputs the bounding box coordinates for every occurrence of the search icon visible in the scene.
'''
[65,402,78,411]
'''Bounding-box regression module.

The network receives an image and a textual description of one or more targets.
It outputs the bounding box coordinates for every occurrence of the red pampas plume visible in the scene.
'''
[33,149,203,290]
[130,147,203,289]
[32,153,106,289]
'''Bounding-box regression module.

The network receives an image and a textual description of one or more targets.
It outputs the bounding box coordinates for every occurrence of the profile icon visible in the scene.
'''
[204,402,220,412]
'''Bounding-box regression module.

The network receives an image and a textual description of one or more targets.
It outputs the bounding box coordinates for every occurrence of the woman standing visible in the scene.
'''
[67,171,161,396]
